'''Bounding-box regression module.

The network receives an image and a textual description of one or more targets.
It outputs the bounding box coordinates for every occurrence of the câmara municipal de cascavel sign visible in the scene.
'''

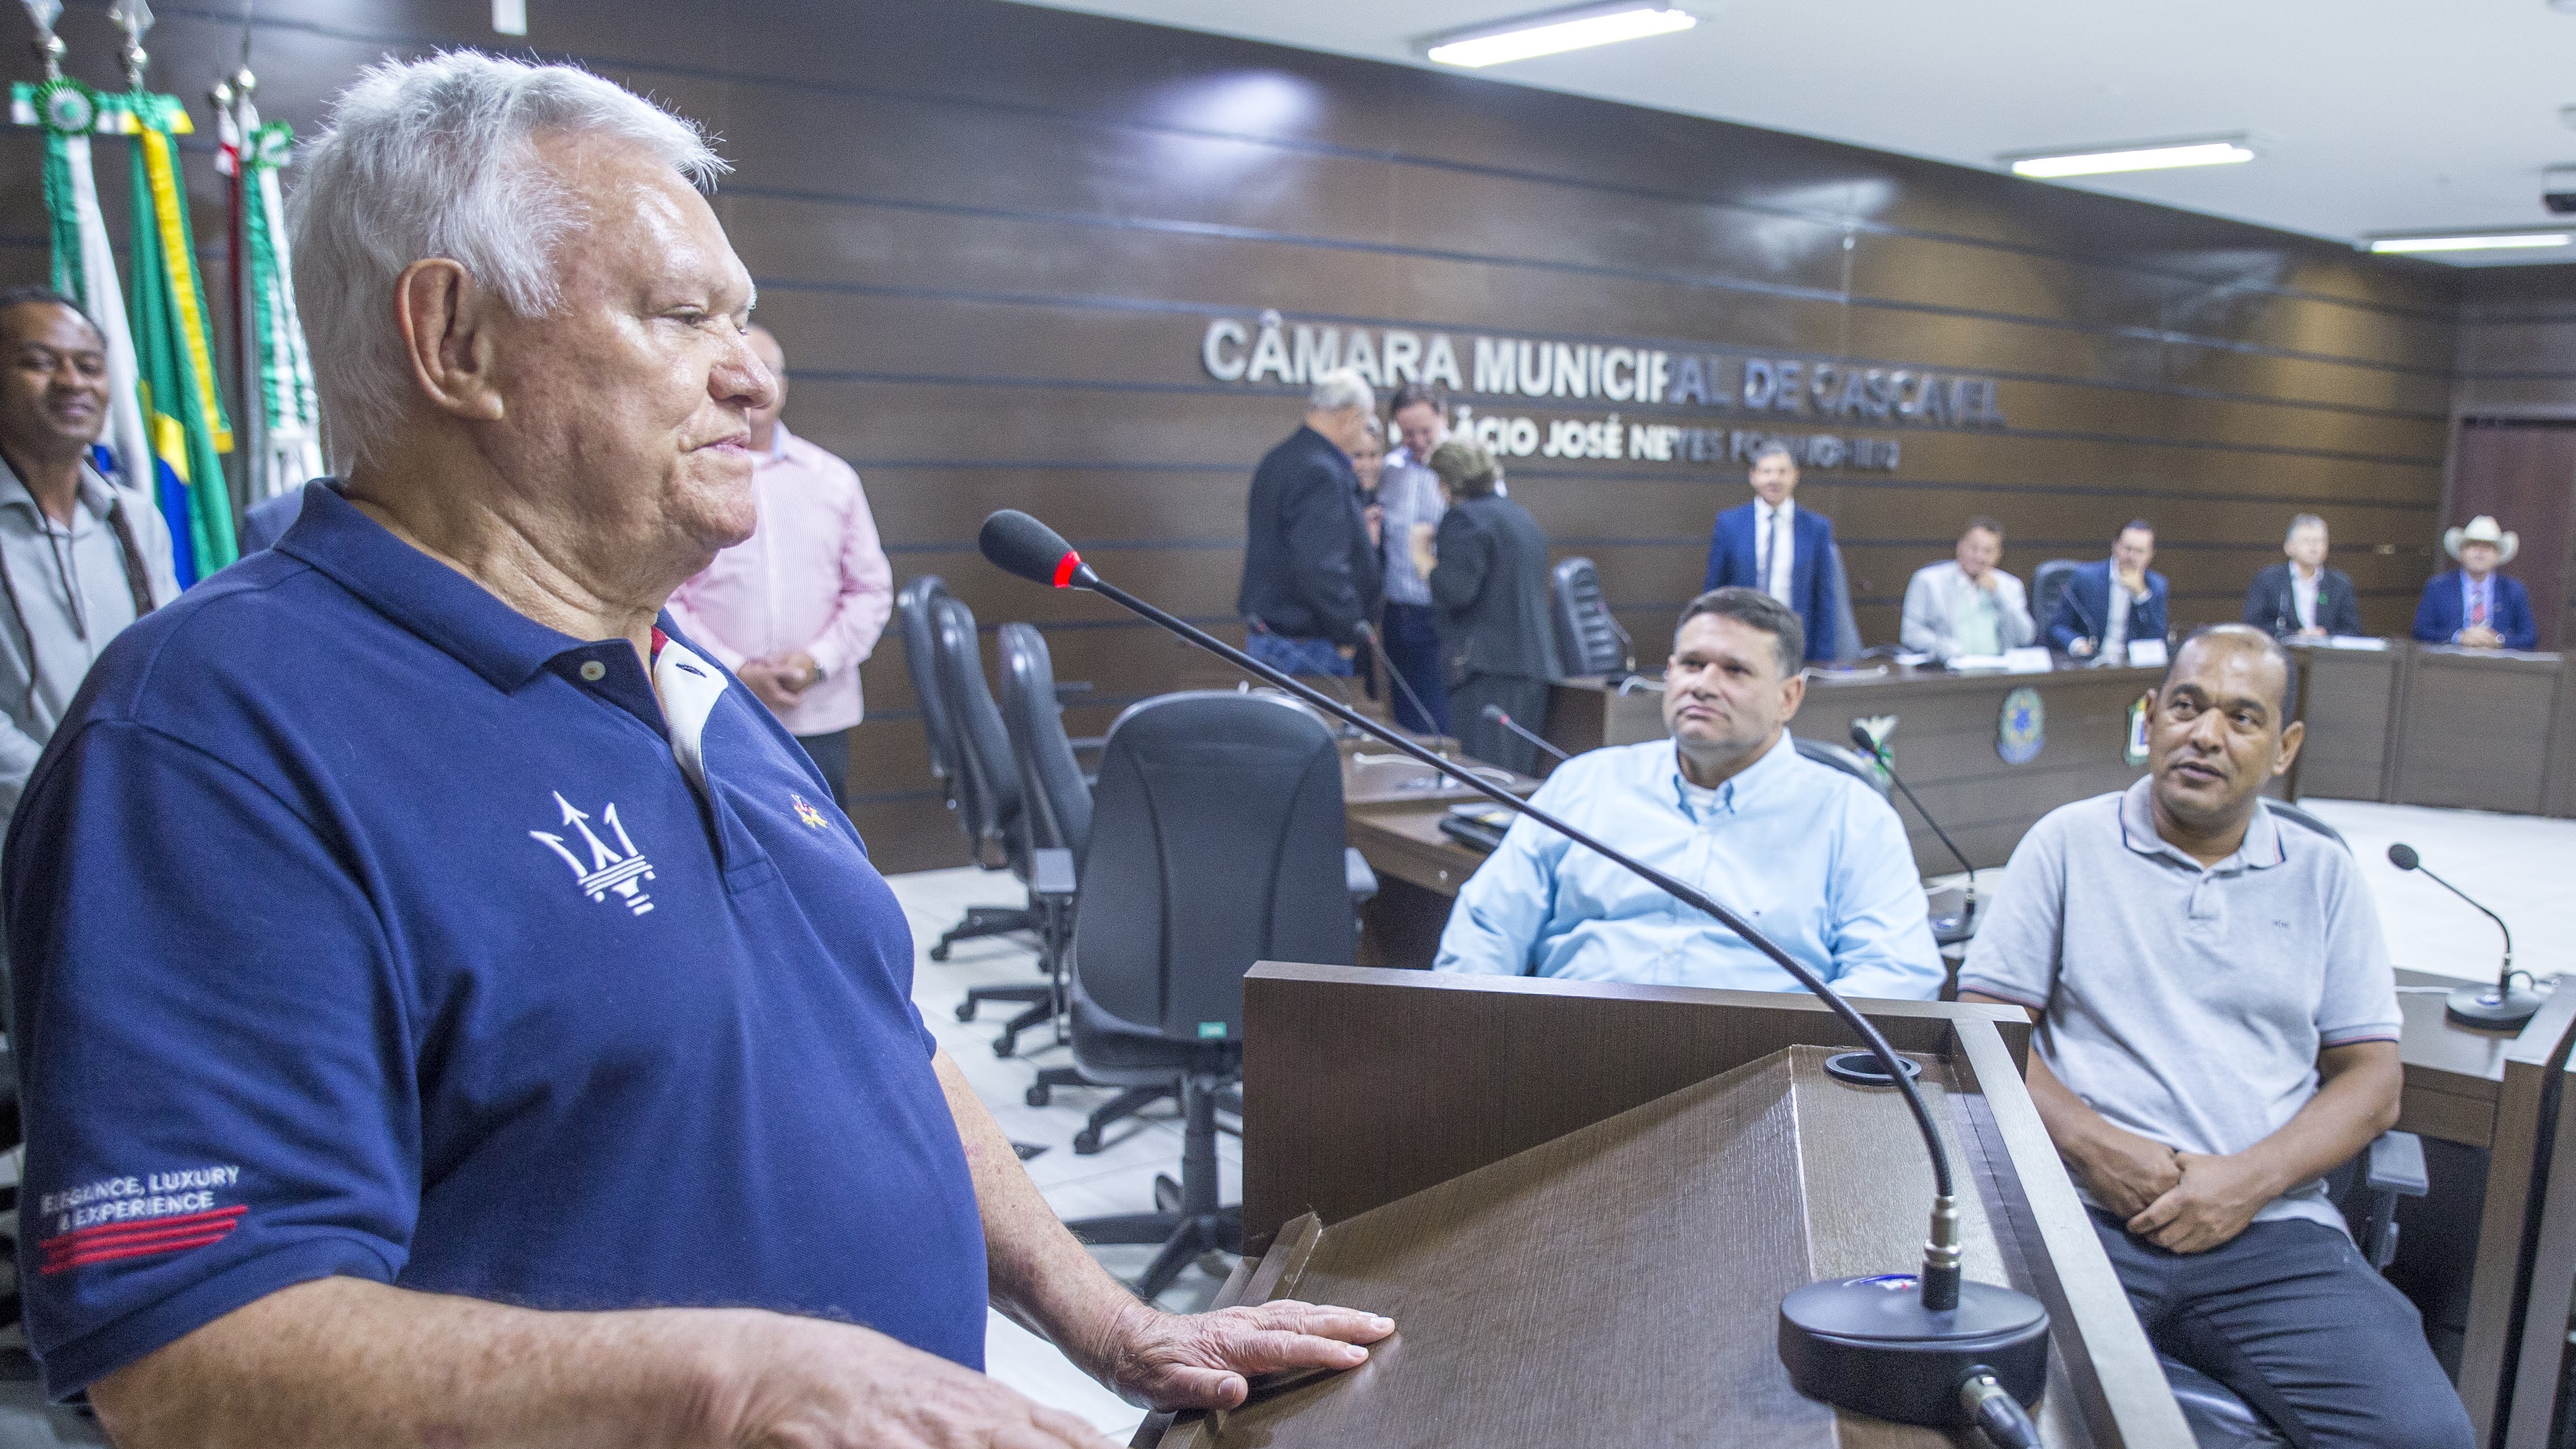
[1197,310,2009,474]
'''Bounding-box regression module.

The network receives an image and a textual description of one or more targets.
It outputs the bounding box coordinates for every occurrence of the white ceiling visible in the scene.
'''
[1015,0,2576,268]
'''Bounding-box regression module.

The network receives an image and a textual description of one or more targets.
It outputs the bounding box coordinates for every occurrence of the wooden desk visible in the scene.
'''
[1341,743,1535,968]
[2284,642,2409,802]
[2392,648,2568,814]
[1542,675,1664,760]
[2506,1050,2576,1449]
[1186,965,2194,1448]
[2390,969,2576,1447]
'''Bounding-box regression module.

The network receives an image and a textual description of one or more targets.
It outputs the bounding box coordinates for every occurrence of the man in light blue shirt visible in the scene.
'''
[1434,586,1941,999]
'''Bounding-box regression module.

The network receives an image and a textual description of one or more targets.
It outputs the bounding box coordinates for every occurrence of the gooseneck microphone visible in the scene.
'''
[978,510,2049,1432]
[1481,703,1570,764]
[2388,843,2538,1030]
[1848,724,1978,944]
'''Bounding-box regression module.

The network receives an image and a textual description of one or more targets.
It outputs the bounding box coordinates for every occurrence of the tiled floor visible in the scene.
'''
[2293,797,2574,987]
[0,796,2560,1445]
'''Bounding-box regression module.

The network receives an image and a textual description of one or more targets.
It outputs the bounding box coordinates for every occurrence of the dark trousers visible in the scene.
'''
[2091,1211,2472,1449]
[796,728,850,807]
[1448,674,1552,777]
[1379,602,1449,735]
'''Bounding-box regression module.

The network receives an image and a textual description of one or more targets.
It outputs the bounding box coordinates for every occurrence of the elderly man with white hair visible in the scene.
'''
[2,54,1387,1448]
[1236,365,1383,678]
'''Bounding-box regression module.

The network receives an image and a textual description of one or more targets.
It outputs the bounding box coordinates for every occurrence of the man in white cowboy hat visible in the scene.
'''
[2412,515,2536,651]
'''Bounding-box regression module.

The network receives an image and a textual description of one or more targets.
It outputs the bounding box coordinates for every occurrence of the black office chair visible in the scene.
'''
[897,577,1037,960]
[998,624,1193,1144]
[1550,557,1634,678]
[935,622,1077,1059]
[1060,692,1362,1299]
[1822,541,1863,662]
[2033,559,2082,640]
[927,596,1062,1043]
[2152,797,2430,1447]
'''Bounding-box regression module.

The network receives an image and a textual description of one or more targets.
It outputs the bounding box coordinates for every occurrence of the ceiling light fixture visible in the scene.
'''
[2004,137,2255,179]
[1423,2,1697,68]
[2367,232,2573,253]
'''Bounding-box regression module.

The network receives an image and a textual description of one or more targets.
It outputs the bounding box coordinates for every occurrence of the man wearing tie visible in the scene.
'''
[1702,443,1836,663]
[2048,520,2168,661]
[2244,515,2365,642]
[2412,515,2536,652]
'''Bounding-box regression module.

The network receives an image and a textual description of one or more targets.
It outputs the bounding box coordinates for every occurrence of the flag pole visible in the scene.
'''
[12,0,156,507]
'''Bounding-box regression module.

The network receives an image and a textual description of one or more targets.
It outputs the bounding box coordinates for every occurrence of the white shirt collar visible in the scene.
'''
[1668,728,1796,814]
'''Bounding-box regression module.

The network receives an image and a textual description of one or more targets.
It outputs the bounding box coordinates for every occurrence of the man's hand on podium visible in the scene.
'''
[1089,1298,1396,1412]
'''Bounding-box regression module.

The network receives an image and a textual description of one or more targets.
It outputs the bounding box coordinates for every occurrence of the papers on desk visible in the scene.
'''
[1947,646,2053,674]
[2322,636,2391,651]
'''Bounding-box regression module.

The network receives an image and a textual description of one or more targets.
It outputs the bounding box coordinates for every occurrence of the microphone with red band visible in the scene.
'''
[975,508,2049,1434]
[984,511,1098,591]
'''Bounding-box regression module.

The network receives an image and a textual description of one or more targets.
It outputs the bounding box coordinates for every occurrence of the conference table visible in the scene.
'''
[2288,640,2576,815]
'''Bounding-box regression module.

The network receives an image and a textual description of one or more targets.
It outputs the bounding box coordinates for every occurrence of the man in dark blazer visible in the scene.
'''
[2244,514,2366,640]
[2047,520,2169,659]
[1237,366,1383,676]
[2413,514,2537,651]
[1703,443,1836,663]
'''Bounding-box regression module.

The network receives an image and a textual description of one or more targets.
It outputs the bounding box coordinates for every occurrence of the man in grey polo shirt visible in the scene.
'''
[1961,624,2470,1449]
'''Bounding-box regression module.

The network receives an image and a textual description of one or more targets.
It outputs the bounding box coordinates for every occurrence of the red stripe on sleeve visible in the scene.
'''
[42,1204,247,1255]
[41,1224,240,1275]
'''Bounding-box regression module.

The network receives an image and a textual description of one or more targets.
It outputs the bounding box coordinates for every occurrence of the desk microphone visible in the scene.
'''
[1481,704,1570,764]
[978,510,2048,1434]
[1848,724,1977,945]
[2388,843,2538,1030]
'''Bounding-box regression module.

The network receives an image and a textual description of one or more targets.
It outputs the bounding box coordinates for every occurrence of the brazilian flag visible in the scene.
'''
[106,90,234,586]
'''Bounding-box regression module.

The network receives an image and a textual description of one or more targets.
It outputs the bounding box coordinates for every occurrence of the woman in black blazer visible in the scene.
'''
[1408,440,1563,774]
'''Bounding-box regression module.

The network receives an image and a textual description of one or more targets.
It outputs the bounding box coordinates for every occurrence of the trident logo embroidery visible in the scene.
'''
[529,792,656,915]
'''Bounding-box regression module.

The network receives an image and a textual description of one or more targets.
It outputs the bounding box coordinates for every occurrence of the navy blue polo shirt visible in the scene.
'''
[3,485,986,1399]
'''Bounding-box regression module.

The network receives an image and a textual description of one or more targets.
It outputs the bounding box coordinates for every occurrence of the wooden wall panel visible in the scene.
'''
[2457,269,2576,415]
[0,0,2478,872]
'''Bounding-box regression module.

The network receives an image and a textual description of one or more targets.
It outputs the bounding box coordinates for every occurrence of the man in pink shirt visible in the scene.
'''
[667,326,893,803]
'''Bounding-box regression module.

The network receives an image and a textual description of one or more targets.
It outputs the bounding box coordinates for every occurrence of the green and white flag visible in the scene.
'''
[10,44,155,498]
[217,83,322,502]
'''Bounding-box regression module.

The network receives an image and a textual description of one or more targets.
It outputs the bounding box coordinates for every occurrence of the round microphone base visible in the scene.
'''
[2447,982,2543,1032]
[1778,1276,2050,1428]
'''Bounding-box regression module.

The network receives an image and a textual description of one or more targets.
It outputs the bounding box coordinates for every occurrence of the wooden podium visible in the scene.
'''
[1138,965,2193,1448]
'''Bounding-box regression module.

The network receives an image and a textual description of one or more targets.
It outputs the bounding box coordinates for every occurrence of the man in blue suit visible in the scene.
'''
[2413,514,2537,652]
[1703,443,1836,663]
[2047,520,2168,660]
